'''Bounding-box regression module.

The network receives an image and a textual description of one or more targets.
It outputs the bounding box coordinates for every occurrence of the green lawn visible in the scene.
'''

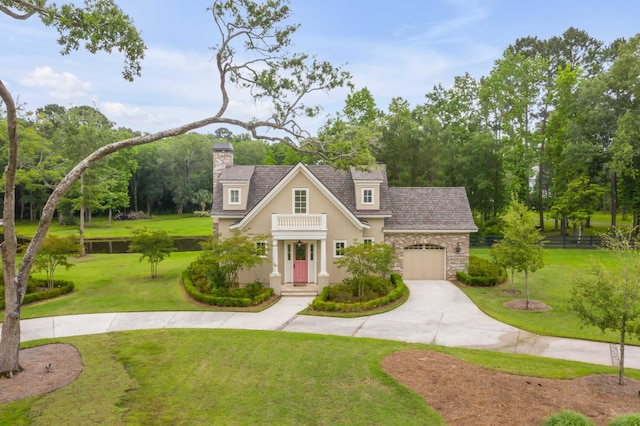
[1,329,635,425]
[9,214,213,240]
[21,252,204,319]
[463,248,639,344]
[20,247,640,346]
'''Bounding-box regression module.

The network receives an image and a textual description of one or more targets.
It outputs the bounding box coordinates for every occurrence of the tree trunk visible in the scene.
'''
[108,207,112,227]
[525,269,529,310]
[79,174,87,257]
[0,79,252,376]
[619,319,626,385]
[510,268,515,292]
[0,81,23,375]
[611,171,617,229]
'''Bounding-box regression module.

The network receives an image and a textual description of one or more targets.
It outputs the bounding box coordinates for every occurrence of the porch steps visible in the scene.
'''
[281,283,319,297]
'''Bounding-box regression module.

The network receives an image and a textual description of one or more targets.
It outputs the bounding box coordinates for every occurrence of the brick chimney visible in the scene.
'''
[213,142,234,195]
[212,142,234,234]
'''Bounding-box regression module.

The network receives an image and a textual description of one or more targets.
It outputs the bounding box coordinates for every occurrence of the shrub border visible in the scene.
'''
[455,271,501,287]
[309,273,406,313]
[182,271,274,307]
[0,279,75,310]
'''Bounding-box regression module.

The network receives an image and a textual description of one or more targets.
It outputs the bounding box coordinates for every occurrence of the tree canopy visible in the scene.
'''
[0,0,353,376]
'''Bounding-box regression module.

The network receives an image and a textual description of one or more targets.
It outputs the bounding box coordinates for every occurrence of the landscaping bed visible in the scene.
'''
[0,278,74,310]
[308,273,407,314]
[182,271,273,307]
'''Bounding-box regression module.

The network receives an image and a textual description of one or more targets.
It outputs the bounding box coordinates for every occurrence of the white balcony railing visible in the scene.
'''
[272,214,327,231]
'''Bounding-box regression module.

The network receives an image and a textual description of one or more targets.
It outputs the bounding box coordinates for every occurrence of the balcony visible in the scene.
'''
[271,214,327,233]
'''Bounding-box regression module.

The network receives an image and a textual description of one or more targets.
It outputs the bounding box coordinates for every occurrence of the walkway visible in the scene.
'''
[12,280,640,369]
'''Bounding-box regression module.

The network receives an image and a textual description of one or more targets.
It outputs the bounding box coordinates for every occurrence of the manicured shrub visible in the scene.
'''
[468,255,504,278]
[456,271,499,287]
[542,410,594,426]
[457,255,506,286]
[310,273,406,312]
[609,414,640,426]
[0,279,74,310]
[182,271,273,307]
[325,284,355,303]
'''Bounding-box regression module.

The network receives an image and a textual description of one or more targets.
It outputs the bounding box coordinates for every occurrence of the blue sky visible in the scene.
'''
[1,0,639,135]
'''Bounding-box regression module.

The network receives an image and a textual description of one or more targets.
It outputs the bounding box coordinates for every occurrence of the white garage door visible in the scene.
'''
[403,244,445,280]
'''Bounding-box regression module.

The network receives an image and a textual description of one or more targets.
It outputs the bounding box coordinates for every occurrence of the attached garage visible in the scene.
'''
[402,244,446,280]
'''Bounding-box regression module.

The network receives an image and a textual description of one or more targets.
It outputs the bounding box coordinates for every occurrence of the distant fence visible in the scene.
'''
[471,235,604,249]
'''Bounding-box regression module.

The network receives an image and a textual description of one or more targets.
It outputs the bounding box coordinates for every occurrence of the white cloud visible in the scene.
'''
[100,102,165,127]
[19,66,93,102]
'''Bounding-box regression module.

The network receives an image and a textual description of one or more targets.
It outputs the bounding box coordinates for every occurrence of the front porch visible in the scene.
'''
[269,213,330,296]
[280,282,319,297]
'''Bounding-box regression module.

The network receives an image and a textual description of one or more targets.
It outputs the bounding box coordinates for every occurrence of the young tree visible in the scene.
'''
[128,228,176,278]
[1,0,352,376]
[205,230,270,289]
[490,197,544,308]
[570,228,640,385]
[31,235,81,289]
[334,241,397,298]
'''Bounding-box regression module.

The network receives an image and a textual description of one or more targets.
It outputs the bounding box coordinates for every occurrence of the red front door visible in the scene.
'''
[293,243,308,283]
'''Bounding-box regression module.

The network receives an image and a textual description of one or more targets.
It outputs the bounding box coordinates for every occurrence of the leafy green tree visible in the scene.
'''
[157,133,212,214]
[570,228,640,385]
[334,241,397,298]
[479,50,547,204]
[204,230,269,289]
[490,197,544,308]
[378,97,442,186]
[423,73,505,219]
[54,105,117,254]
[1,0,351,375]
[128,227,176,278]
[549,175,604,237]
[31,235,80,289]
[191,189,213,213]
[314,88,380,171]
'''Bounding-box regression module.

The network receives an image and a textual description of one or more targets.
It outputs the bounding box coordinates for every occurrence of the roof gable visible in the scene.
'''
[230,163,369,230]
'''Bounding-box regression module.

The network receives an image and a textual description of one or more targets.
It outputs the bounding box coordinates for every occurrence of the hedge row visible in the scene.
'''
[310,273,406,312]
[181,271,273,307]
[0,279,75,310]
[455,271,500,287]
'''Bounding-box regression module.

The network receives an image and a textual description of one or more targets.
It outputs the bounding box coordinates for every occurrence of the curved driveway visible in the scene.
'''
[12,280,640,369]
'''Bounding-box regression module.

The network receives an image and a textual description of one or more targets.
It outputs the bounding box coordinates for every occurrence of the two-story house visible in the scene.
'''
[211,142,477,295]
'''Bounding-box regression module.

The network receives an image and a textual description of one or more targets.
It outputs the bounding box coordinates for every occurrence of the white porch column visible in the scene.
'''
[269,237,281,295]
[320,238,327,274]
[271,237,279,274]
[318,237,329,291]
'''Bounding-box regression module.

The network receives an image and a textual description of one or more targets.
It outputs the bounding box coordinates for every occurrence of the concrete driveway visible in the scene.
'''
[10,280,640,369]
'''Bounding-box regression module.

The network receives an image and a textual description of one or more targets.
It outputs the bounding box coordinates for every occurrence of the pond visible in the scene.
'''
[1,235,208,254]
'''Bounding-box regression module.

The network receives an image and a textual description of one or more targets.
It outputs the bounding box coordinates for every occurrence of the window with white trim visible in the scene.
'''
[229,188,241,205]
[362,188,374,204]
[334,240,346,257]
[363,237,374,245]
[293,188,308,214]
[255,241,267,257]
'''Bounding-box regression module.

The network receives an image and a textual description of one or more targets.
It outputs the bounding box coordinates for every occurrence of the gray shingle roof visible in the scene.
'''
[212,163,477,232]
[349,165,385,181]
[219,165,255,181]
[384,187,478,231]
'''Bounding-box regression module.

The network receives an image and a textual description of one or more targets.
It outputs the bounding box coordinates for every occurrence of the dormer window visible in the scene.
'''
[362,188,374,205]
[229,188,241,205]
[293,188,308,214]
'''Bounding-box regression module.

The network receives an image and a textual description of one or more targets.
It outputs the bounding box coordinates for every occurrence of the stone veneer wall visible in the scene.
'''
[212,145,234,235]
[384,233,470,280]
